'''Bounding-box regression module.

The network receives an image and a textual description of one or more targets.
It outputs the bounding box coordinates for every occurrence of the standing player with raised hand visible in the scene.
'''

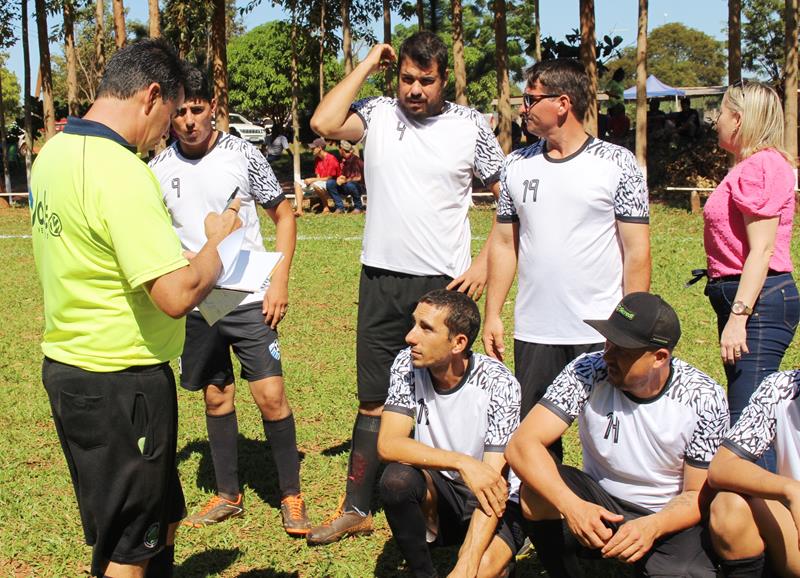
[306,31,505,545]
[149,67,310,536]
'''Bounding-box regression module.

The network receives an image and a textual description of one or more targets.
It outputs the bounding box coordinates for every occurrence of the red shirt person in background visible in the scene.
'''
[326,140,366,214]
[295,137,340,216]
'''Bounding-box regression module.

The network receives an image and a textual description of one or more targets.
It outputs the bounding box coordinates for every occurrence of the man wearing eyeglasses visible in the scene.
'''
[484,59,652,445]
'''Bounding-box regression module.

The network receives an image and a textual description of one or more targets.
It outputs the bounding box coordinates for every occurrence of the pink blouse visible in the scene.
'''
[703,148,796,278]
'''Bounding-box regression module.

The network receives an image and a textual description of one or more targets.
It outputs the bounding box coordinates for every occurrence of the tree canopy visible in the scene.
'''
[741,0,783,82]
[1,62,21,126]
[605,22,725,88]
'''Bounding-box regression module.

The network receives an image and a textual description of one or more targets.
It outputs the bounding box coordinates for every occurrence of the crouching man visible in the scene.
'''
[377,289,523,577]
[708,369,800,577]
[506,293,728,577]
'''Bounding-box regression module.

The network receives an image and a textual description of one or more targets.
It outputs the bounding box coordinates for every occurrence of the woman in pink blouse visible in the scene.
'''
[704,81,797,472]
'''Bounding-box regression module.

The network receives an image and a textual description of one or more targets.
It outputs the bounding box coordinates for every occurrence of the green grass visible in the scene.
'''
[2,203,800,577]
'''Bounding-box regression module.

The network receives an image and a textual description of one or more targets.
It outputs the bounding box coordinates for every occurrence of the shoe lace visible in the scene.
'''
[197,494,237,515]
[319,498,346,526]
[282,494,306,519]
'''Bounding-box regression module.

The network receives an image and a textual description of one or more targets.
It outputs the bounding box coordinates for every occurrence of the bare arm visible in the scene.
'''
[719,215,779,365]
[617,220,651,294]
[310,44,396,141]
[601,464,708,563]
[446,181,503,301]
[450,452,509,578]
[262,199,297,329]
[378,411,507,517]
[146,200,241,318]
[506,405,623,549]
[482,219,518,361]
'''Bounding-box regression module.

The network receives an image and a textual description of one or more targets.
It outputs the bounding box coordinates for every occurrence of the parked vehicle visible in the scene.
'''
[228,113,266,143]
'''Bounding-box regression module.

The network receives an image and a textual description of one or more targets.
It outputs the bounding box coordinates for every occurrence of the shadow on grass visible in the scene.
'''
[175,547,240,577]
[236,569,300,577]
[177,435,306,509]
[320,440,350,457]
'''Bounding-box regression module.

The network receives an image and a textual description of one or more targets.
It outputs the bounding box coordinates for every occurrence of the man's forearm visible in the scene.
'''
[646,490,701,540]
[622,246,651,294]
[379,435,469,473]
[271,203,297,283]
[485,227,517,318]
[710,449,800,504]
[454,509,501,575]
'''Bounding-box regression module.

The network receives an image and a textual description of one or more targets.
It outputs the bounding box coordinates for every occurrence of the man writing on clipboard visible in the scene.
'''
[149,66,310,535]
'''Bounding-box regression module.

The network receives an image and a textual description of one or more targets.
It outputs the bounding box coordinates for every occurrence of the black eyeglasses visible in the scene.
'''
[523,93,561,109]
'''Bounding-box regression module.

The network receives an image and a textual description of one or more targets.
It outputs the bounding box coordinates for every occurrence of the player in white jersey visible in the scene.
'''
[484,59,651,449]
[306,32,505,544]
[708,371,800,577]
[377,289,523,577]
[506,293,728,578]
[149,67,310,536]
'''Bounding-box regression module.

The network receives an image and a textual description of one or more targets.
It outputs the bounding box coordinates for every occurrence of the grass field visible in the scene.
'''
[2,203,800,577]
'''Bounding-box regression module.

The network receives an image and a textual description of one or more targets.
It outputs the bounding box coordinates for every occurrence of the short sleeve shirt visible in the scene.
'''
[724,370,800,480]
[703,149,796,278]
[32,117,188,371]
[541,352,728,511]
[150,132,284,304]
[351,97,505,277]
[497,137,649,344]
[314,152,341,178]
[385,349,521,482]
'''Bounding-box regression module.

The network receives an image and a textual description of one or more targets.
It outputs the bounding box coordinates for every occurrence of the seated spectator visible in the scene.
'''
[676,97,700,140]
[607,103,630,146]
[708,370,800,577]
[377,289,524,578]
[326,140,366,214]
[647,99,668,134]
[506,292,728,578]
[295,137,339,216]
[265,126,290,162]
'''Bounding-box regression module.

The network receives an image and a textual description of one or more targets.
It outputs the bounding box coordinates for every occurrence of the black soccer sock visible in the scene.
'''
[144,545,175,578]
[262,413,301,497]
[524,518,584,578]
[206,410,240,499]
[379,463,437,578]
[343,413,381,515]
[719,554,767,577]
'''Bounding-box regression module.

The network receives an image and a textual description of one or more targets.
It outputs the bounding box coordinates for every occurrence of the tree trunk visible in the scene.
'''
[494,0,511,153]
[342,0,353,75]
[384,0,392,94]
[579,0,597,136]
[64,0,79,116]
[291,3,302,206]
[416,0,424,30]
[785,0,799,160]
[635,0,648,177]
[211,0,229,131]
[430,0,438,32]
[177,2,189,58]
[533,0,541,61]
[0,70,11,201]
[319,0,325,101]
[112,0,126,49]
[95,0,106,83]
[149,0,160,37]
[452,0,468,105]
[22,0,33,190]
[35,0,56,141]
[728,0,741,85]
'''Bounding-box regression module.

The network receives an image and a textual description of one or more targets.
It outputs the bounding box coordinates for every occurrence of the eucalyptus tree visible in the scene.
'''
[579,0,597,135]
[35,0,56,140]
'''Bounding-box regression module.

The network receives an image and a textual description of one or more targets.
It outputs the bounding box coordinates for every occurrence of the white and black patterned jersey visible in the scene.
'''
[497,137,649,344]
[149,132,284,303]
[724,370,800,480]
[541,352,728,512]
[384,348,521,482]
[350,96,505,277]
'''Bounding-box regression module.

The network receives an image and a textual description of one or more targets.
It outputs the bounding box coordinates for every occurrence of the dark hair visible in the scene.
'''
[398,31,449,79]
[418,289,481,351]
[612,67,625,82]
[96,38,185,102]
[525,59,591,121]
[183,65,213,102]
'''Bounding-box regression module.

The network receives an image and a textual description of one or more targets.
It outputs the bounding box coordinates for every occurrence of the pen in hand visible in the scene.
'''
[224,187,240,212]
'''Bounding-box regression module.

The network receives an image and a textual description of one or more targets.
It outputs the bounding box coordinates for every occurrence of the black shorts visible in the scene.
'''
[356,266,451,403]
[514,341,603,418]
[42,358,185,577]
[555,464,717,577]
[181,303,283,391]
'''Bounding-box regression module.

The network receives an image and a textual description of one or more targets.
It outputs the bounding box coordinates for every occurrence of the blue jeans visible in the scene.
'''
[326,180,365,211]
[706,273,799,472]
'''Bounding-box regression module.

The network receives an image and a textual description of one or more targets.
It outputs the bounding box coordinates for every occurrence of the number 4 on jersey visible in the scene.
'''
[522,178,539,203]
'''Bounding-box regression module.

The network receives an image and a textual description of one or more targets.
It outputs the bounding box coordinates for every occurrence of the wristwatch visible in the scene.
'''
[731,301,753,316]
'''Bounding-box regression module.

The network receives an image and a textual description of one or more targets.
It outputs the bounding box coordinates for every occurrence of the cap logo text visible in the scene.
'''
[616,305,636,320]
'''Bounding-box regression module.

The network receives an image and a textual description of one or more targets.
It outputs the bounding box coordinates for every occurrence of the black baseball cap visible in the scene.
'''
[584,292,681,350]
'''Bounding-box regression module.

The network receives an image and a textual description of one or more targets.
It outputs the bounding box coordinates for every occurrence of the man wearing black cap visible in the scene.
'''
[506,292,728,577]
